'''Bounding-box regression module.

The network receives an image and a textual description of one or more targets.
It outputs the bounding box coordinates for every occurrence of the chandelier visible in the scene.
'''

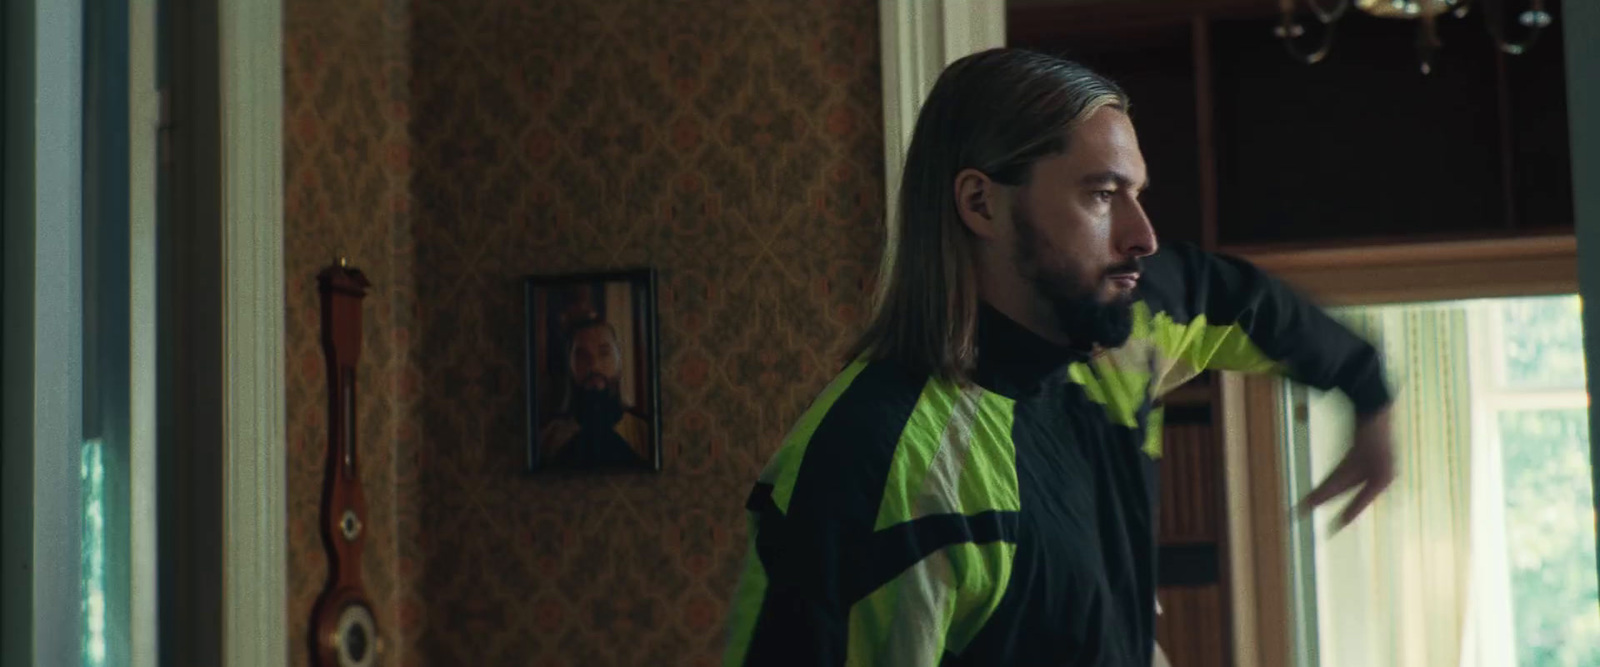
[1276,0,1556,73]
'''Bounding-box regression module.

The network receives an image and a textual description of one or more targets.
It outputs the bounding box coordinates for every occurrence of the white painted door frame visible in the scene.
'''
[217,0,287,665]
[129,3,161,666]
[877,0,1006,269]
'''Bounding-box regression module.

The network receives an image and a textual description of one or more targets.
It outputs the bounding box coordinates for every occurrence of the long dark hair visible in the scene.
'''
[848,48,1130,381]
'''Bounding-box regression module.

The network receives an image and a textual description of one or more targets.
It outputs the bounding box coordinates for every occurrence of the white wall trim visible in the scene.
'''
[217,0,287,665]
[128,2,160,666]
[876,0,1005,281]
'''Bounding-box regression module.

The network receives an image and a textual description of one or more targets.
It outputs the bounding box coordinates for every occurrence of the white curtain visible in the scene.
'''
[1302,304,1476,667]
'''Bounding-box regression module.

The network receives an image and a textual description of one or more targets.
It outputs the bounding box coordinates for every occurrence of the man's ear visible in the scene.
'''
[954,168,1004,239]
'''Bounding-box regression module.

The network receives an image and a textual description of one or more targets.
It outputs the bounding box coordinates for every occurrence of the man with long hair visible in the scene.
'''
[722,49,1396,666]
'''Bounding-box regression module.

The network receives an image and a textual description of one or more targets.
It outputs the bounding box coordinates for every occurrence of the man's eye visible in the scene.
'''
[1093,190,1115,203]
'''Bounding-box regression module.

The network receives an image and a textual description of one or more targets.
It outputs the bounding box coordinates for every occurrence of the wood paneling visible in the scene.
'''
[1011,21,1207,247]
[1212,11,1510,246]
[1156,584,1229,667]
[1009,0,1574,249]
[1009,0,1273,45]
[1159,423,1222,543]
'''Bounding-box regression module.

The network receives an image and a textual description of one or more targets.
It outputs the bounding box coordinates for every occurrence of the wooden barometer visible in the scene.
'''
[311,257,381,667]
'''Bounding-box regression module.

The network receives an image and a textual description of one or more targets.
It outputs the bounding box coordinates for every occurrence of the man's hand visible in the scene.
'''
[1299,407,1397,531]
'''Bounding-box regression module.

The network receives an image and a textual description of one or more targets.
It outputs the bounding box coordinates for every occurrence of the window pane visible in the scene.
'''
[81,440,107,667]
[1500,296,1586,389]
[1498,408,1600,666]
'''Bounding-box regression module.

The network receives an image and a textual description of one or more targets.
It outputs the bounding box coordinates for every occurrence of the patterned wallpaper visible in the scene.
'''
[285,0,883,664]
[284,0,416,664]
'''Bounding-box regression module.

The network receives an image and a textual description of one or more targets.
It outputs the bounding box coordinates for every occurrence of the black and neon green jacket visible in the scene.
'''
[721,242,1391,666]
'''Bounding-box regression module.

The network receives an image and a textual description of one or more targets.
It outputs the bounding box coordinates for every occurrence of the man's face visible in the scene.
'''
[569,325,621,390]
[1010,107,1158,309]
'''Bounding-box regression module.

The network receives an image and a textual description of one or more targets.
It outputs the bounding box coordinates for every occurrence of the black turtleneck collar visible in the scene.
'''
[972,301,1092,398]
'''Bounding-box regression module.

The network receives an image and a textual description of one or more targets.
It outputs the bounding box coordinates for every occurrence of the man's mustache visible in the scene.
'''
[1104,259,1142,277]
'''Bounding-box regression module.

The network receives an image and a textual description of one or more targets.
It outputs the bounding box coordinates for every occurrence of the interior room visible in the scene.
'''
[4,0,1599,666]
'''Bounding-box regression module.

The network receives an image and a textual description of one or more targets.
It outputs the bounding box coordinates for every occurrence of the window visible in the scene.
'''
[1471,296,1598,666]
[82,439,108,667]
[1286,295,1598,667]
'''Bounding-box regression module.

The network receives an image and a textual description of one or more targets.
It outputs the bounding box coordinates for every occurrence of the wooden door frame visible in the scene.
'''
[1229,235,1580,306]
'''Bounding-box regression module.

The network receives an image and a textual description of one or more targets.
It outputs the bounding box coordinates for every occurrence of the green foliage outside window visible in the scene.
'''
[1501,297,1587,389]
[81,440,106,667]
[1497,296,1598,667]
[1499,409,1598,667]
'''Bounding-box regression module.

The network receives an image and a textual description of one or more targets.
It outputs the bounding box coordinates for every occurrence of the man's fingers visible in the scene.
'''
[1338,463,1396,528]
[1298,463,1357,514]
[1298,409,1398,529]
[1334,477,1389,531]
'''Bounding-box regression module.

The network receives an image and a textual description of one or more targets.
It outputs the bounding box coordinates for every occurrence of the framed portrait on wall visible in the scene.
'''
[523,268,662,472]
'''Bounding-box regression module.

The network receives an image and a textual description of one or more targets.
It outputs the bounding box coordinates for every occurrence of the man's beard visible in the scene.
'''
[1014,208,1138,350]
[1049,283,1135,350]
[570,382,624,430]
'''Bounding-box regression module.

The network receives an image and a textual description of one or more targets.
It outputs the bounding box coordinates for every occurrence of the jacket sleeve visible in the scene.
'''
[723,362,1016,665]
[1135,242,1392,415]
[721,489,857,666]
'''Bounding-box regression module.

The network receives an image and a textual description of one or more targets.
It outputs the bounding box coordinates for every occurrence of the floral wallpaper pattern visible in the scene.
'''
[286,0,883,664]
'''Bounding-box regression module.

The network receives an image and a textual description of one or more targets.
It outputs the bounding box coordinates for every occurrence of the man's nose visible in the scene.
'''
[1116,200,1158,258]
